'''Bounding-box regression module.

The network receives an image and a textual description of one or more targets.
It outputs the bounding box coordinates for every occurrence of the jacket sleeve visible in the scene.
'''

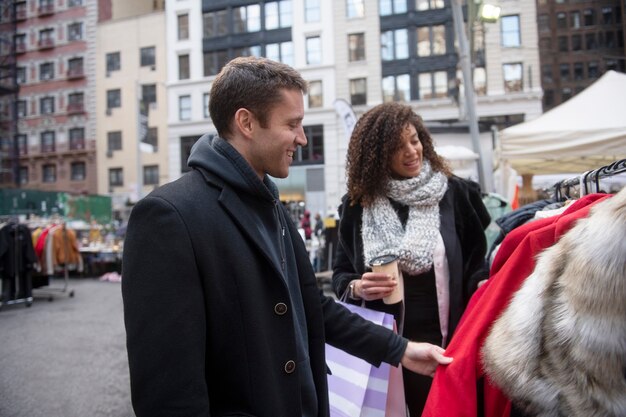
[331,198,363,303]
[122,195,210,417]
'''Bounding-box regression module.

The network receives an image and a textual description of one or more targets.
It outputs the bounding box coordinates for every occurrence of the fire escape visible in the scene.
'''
[0,0,19,187]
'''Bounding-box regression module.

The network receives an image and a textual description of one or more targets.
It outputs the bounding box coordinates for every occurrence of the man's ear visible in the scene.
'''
[234,108,254,139]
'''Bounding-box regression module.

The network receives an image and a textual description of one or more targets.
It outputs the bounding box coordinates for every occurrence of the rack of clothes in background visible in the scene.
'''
[421,158,626,417]
[0,217,37,310]
[31,221,79,301]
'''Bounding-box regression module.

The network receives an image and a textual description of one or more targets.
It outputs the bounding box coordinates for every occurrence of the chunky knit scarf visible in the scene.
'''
[362,160,448,275]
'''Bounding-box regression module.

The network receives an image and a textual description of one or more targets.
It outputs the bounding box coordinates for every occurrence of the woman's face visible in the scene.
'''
[389,123,423,179]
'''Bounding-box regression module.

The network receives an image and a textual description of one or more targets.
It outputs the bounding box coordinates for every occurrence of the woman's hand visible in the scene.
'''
[352,272,397,301]
[401,342,453,377]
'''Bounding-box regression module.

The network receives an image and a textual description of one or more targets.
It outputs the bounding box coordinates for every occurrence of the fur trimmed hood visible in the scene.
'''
[482,188,626,417]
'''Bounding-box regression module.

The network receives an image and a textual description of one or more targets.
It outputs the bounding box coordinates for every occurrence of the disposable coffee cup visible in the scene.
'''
[368,254,404,304]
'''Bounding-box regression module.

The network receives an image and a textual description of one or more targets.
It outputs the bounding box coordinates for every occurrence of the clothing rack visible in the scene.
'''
[0,219,34,310]
[553,158,626,201]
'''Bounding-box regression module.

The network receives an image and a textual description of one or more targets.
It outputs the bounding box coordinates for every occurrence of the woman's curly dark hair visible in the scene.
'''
[346,102,452,207]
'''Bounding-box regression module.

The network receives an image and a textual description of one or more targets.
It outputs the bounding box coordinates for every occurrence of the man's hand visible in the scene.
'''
[400,342,453,377]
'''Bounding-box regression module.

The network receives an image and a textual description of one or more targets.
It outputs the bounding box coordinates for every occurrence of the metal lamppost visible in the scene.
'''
[450,0,501,192]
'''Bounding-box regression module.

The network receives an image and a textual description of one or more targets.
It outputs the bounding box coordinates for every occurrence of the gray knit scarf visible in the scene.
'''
[362,160,448,275]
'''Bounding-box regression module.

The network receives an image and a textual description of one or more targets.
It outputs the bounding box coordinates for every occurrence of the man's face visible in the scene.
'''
[248,89,307,179]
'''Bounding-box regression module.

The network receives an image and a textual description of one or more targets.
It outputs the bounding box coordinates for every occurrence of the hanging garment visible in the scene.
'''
[421,193,610,417]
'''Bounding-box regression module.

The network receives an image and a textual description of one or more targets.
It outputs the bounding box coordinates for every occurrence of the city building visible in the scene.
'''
[536,0,625,111]
[5,0,98,193]
[166,0,542,217]
[97,0,168,220]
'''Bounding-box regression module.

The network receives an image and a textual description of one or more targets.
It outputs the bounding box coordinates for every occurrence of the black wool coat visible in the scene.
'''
[332,176,491,340]
[122,136,404,417]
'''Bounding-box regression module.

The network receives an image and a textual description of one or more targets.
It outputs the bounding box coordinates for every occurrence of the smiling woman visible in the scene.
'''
[333,101,492,416]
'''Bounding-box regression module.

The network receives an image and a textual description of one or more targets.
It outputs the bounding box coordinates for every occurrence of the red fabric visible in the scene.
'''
[34,226,51,259]
[421,194,610,417]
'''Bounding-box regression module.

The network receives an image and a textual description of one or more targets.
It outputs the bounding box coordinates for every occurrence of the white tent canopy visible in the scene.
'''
[498,70,626,175]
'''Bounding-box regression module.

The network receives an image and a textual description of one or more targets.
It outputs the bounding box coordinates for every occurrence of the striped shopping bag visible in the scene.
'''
[326,302,406,417]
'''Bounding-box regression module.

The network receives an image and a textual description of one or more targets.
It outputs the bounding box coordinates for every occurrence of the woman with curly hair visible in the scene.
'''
[332,102,490,415]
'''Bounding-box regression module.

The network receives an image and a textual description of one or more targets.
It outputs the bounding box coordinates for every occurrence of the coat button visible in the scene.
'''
[274,303,288,315]
[284,360,296,374]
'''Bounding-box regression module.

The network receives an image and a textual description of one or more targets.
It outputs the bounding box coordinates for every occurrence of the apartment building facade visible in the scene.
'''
[166,0,542,216]
[96,4,168,219]
[8,0,98,194]
[536,0,625,111]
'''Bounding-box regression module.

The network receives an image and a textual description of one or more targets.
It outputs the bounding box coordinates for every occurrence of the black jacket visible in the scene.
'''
[332,176,491,340]
[122,135,407,417]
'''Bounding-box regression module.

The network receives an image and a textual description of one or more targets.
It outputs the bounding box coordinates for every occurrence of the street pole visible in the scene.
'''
[450,0,488,192]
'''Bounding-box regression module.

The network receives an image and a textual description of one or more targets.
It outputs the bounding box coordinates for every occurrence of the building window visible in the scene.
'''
[416,0,444,11]
[68,0,82,6]
[179,54,190,80]
[69,127,85,150]
[68,57,84,77]
[17,67,26,84]
[543,89,554,107]
[473,67,487,96]
[348,33,366,62]
[38,28,54,48]
[40,96,55,114]
[570,11,581,29]
[177,14,189,40]
[233,45,262,58]
[42,164,56,183]
[381,29,408,61]
[559,63,570,81]
[305,0,321,22]
[503,63,523,92]
[605,31,616,48]
[203,50,228,76]
[107,131,122,151]
[266,42,294,66]
[562,87,572,101]
[143,165,159,186]
[17,100,27,118]
[14,33,27,52]
[144,127,158,152]
[18,166,28,185]
[142,84,157,105]
[106,52,120,72]
[107,89,121,108]
[588,61,599,78]
[542,64,553,83]
[68,92,84,114]
[15,1,27,19]
[234,4,261,33]
[602,6,613,24]
[70,162,86,181]
[203,93,210,119]
[558,36,568,52]
[308,80,323,108]
[17,134,28,156]
[264,1,291,30]
[41,131,55,153]
[203,9,228,38]
[140,46,155,67]
[501,15,521,47]
[181,135,203,173]
[573,62,584,80]
[417,25,446,56]
[585,33,597,50]
[418,71,448,99]
[382,74,410,102]
[556,12,567,29]
[306,36,322,65]
[571,34,582,51]
[179,95,191,120]
[537,14,549,32]
[583,8,595,26]
[109,168,123,187]
[40,62,54,81]
[350,78,367,105]
[294,125,324,164]
[346,0,365,19]
[380,0,407,15]
[68,22,83,41]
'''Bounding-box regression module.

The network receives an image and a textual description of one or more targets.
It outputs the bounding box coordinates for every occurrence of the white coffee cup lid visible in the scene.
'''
[368,254,398,267]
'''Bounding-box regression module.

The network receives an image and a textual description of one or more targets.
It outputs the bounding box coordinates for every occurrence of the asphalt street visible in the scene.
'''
[0,277,134,417]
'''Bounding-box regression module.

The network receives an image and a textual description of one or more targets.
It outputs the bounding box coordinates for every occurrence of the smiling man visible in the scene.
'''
[122,57,452,417]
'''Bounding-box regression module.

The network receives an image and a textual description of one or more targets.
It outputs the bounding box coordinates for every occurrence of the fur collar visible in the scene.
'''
[482,188,626,417]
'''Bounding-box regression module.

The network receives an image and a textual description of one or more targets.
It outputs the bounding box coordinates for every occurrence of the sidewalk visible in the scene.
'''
[0,277,134,417]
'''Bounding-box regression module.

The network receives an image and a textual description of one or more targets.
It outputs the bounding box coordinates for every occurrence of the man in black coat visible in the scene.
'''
[122,56,452,417]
